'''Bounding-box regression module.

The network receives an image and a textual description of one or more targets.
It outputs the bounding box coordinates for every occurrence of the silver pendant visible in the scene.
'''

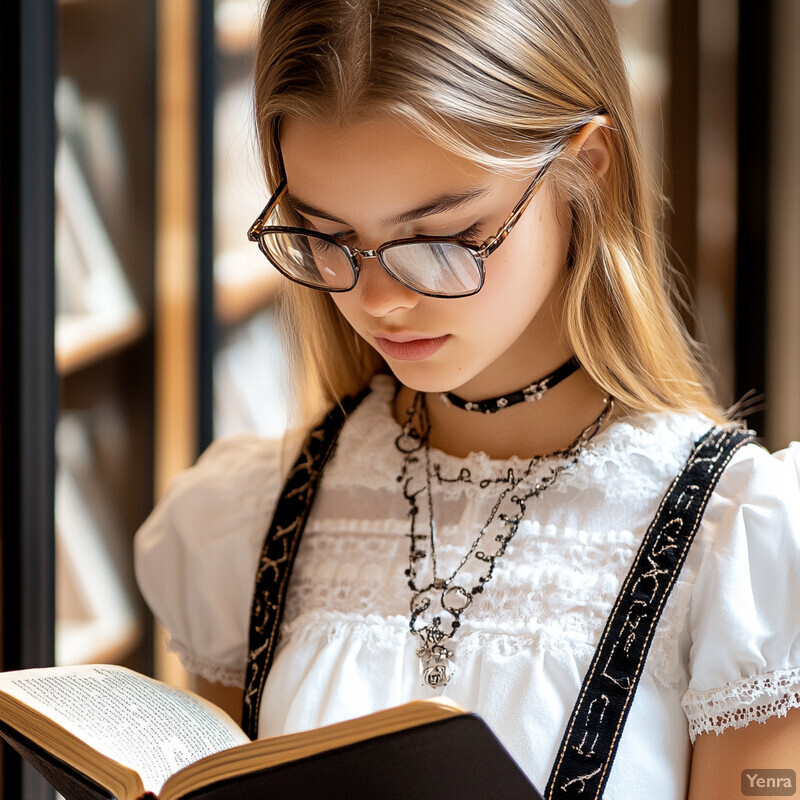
[423,659,452,688]
[416,630,454,688]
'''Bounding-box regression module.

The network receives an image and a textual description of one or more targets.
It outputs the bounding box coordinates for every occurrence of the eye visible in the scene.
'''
[306,223,356,246]
[329,231,358,248]
[445,223,482,245]
[309,237,343,254]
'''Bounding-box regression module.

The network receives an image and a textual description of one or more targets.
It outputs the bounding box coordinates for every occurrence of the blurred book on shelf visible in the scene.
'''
[212,1,292,439]
[214,307,291,439]
[55,78,145,374]
[213,72,282,326]
[55,413,141,666]
[215,0,260,54]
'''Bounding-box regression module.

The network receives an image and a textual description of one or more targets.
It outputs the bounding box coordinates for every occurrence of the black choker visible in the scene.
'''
[439,357,581,414]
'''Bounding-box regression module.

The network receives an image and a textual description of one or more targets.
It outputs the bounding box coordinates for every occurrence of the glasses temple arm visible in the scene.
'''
[247,177,288,240]
[477,159,555,258]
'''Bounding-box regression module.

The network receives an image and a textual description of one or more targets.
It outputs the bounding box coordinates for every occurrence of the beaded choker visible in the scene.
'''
[440,357,580,414]
[396,392,613,688]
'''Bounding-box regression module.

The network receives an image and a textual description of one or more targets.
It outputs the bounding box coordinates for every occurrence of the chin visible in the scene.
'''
[384,361,475,396]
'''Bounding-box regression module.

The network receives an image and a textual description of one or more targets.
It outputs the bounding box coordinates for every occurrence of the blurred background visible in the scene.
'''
[2,0,798,796]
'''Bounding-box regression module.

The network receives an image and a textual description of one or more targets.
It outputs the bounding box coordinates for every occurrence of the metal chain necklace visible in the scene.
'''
[395,392,613,688]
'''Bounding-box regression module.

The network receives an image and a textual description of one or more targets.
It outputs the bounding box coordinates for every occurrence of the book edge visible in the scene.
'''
[0,688,145,799]
[160,697,466,798]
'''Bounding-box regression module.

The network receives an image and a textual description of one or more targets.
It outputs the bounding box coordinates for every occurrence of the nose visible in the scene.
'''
[354,251,420,317]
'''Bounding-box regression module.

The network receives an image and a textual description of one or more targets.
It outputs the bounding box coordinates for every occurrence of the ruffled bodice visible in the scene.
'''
[135,375,800,799]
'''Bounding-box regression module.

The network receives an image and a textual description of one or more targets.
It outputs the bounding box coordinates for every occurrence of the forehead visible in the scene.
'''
[280,116,495,222]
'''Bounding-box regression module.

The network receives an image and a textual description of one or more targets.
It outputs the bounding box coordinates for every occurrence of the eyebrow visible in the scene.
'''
[286,186,492,229]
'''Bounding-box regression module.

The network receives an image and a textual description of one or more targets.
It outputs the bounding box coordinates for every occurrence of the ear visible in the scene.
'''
[568,115,612,178]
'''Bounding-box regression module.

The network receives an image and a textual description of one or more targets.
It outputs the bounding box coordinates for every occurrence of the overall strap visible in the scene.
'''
[242,390,369,739]
[545,425,755,800]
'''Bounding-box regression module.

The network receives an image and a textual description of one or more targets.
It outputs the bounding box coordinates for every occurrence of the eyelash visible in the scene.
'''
[326,223,483,246]
[447,223,482,244]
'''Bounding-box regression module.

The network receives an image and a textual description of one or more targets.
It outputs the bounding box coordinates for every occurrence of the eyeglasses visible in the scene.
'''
[247,157,554,299]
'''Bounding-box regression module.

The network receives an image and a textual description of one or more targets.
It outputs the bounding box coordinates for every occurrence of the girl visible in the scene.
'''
[135,0,800,797]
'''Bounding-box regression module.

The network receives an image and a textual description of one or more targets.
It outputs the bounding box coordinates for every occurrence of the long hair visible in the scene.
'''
[253,0,726,424]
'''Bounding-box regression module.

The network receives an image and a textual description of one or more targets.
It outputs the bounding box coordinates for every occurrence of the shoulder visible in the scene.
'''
[573,408,720,510]
[694,436,800,566]
[589,407,798,505]
[693,435,800,597]
[670,424,800,597]
[682,438,800,735]
[711,437,800,515]
[138,430,308,552]
[686,433,800,575]
[133,429,307,685]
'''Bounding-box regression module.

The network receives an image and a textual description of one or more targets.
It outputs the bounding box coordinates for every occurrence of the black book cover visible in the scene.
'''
[1,720,115,800]
[2,711,543,800]
[183,715,543,800]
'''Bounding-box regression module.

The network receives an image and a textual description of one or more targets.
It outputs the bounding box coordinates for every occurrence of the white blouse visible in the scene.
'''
[135,375,800,799]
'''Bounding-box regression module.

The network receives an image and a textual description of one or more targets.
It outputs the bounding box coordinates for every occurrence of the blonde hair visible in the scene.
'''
[254,0,727,424]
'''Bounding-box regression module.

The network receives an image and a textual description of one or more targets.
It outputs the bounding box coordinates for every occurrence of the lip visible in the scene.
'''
[374,333,450,361]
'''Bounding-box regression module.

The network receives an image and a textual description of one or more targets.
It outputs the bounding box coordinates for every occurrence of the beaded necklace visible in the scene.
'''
[395,392,613,688]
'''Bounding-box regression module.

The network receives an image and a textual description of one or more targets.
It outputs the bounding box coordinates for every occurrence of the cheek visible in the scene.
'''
[329,292,361,328]
[479,239,558,313]
[489,201,568,292]
[458,215,567,338]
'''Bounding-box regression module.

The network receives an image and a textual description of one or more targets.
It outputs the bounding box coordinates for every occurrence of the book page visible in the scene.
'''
[0,665,248,794]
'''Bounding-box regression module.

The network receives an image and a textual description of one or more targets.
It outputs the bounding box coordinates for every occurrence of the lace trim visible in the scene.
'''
[682,666,800,742]
[280,595,685,689]
[279,521,693,664]
[166,637,246,688]
[326,375,715,500]
[282,554,629,633]
[305,517,639,548]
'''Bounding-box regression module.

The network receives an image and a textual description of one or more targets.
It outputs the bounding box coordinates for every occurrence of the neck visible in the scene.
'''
[394,367,614,460]
[441,357,580,414]
[392,274,617,458]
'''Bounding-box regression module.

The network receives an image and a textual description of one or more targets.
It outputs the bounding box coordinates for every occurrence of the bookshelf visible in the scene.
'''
[206,0,290,444]
[54,0,157,673]
[3,1,159,795]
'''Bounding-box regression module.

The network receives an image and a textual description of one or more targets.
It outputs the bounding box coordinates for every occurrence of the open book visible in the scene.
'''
[0,664,543,800]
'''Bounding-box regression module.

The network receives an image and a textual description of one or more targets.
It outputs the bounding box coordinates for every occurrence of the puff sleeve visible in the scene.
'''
[681,442,800,740]
[134,432,303,687]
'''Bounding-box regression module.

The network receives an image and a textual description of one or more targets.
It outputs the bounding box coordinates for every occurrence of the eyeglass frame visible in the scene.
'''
[247,147,557,299]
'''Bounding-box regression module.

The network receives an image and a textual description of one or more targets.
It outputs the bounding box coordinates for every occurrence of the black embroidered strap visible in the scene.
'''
[545,425,755,800]
[241,390,369,739]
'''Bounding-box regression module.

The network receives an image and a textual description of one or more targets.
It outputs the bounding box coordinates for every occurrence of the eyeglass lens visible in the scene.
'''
[380,242,482,295]
[260,231,356,290]
[258,232,482,297]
